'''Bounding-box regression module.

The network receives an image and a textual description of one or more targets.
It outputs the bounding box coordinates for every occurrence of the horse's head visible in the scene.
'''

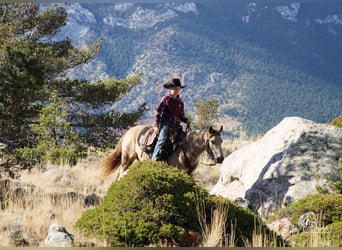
[205,126,224,164]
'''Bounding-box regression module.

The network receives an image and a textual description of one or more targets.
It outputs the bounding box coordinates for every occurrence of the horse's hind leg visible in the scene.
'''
[117,151,138,180]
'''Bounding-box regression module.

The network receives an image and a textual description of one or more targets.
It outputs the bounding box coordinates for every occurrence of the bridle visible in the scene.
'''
[205,134,216,162]
[181,131,217,173]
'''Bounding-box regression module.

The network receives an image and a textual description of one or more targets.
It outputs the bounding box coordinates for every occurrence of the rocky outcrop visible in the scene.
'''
[211,117,342,219]
[44,224,74,247]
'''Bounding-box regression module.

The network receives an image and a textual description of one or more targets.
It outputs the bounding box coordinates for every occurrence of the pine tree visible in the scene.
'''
[0,3,145,170]
[15,90,87,166]
[194,99,220,129]
[0,3,100,147]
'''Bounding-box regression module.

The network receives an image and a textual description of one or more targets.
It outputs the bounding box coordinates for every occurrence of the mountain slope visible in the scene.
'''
[60,2,342,136]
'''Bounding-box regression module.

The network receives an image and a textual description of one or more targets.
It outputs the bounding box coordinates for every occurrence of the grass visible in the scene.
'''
[0,149,115,247]
[0,133,260,247]
[1,133,339,247]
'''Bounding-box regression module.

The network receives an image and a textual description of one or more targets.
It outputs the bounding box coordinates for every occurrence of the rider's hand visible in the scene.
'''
[153,125,159,135]
[186,121,191,131]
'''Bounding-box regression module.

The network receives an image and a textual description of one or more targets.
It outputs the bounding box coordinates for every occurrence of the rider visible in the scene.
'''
[151,78,191,161]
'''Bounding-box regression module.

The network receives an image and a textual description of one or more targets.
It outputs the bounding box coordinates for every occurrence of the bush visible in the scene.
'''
[75,160,207,246]
[289,222,342,247]
[14,91,87,167]
[326,222,342,246]
[283,194,342,227]
[75,160,274,247]
[329,116,342,128]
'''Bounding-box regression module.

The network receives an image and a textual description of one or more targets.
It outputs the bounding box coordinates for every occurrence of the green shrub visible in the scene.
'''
[289,222,342,247]
[279,193,342,227]
[329,116,342,128]
[326,222,342,246]
[14,147,42,167]
[75,160,275,247]
[14,91,87,167]
[75,160,206,246]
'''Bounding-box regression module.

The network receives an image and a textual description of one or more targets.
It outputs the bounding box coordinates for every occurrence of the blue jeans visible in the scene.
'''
[151,122,170,160]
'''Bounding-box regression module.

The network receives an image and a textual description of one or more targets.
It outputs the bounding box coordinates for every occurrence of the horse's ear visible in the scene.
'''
[219,125,223,132]
[208,126,213,133]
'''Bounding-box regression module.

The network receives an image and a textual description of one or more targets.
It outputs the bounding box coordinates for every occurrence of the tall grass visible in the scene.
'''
[196,198,230,247]
[196,197,280,247]
[1,136,339,246]
[0,150,113,247]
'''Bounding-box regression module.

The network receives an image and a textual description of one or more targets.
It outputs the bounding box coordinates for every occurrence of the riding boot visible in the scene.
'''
[154,149,162,161]
[155,148,167,162]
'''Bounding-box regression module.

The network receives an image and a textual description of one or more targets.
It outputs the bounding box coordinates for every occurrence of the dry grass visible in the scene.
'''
[196,197,281,247]
[0,149,115,247]
[0,133,258,247]
[3,131,334,247]
[196,198,230,247]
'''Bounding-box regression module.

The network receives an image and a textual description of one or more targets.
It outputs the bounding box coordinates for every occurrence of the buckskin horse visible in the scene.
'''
[99,125,224,182]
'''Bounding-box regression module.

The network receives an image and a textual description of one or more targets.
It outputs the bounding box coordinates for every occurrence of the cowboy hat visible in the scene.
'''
[163,78,185,89]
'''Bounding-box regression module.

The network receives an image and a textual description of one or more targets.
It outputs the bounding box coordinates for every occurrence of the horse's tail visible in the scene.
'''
[99,136,124,182]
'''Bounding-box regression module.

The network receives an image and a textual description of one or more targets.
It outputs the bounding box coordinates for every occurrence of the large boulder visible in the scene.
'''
[211,117,342,219]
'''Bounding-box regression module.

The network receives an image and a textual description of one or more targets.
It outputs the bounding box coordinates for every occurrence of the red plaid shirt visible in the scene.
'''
[154,93,189,127]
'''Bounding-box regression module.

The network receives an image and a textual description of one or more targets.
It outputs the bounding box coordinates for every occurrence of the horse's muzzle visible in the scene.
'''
[215,156,224,163]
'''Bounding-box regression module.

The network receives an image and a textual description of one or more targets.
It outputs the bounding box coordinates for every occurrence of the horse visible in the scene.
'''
[99,125,224,182]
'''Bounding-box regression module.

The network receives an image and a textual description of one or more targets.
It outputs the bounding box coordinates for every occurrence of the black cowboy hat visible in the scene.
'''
[163,78,185,89]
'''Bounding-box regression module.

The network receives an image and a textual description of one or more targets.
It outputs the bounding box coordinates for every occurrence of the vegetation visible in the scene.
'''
[0,2,341,248]
[0,3,145,170]
[290,223,342,247]
[329,116,342,129]
[0,3,100,145]
[14,91,87,167]
[0,133,340,247]
[194,99,220,129]
[75,160,277,247]
[280,193,342,227]
[277,193,342,247]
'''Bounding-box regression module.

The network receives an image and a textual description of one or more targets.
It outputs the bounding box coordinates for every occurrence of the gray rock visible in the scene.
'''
[211,117,342,219]
[84,193,102,207]
[298,211,317,232]
[44,224,74,247]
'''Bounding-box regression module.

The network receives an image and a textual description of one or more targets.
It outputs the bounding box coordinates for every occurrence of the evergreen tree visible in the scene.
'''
[0,3,145,170]
[194,99,220,129]
[0,3,100,147]
[15,90,87,166]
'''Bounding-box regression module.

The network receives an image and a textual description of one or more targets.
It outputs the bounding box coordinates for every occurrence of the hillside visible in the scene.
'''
[59,2,342,135]
[1,117,340,246]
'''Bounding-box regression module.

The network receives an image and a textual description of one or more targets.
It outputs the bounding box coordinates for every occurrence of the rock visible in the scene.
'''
[267,216,299,239]
[298,212,317,232]
[211,117,342,219]
[84,193,102,207]
[44,224,74,247]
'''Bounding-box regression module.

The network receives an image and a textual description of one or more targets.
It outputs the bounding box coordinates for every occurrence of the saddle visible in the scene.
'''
[138,127,158,155]
[138,125,185,159]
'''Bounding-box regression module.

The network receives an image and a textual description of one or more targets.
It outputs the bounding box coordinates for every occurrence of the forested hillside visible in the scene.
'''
[63,1,342,136]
